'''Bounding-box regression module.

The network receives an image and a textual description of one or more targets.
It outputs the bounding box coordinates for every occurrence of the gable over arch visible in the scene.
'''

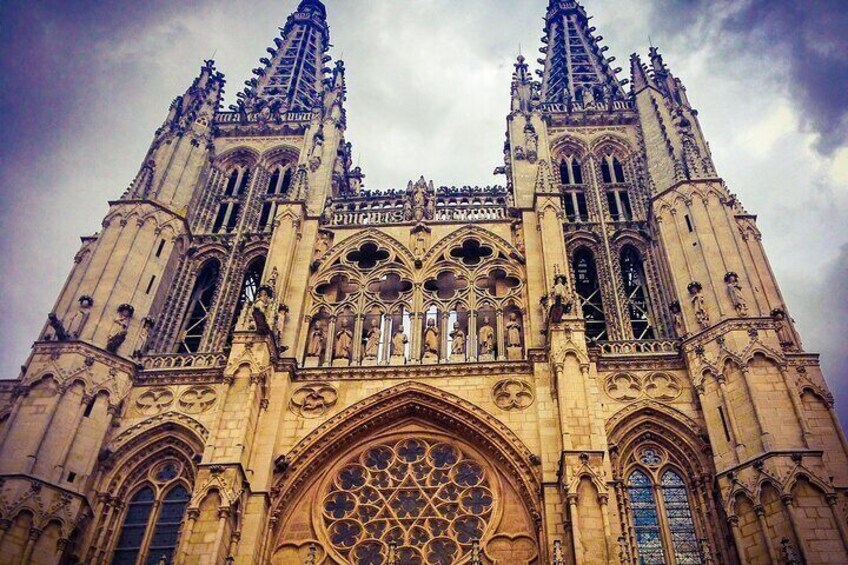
[271,381,541,523]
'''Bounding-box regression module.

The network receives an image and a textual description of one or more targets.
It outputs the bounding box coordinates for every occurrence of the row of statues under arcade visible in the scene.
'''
[304,308,526,367]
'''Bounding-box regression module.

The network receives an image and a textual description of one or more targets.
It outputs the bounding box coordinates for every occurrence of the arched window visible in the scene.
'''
[600,155,632,220]
[560,157,587,222]
[572,248,607,340]
[260,166,293,230]
[112,461,192,565]
[620,246,654,339]
[177,260,220,353]
[230,257,266,338]
[627,469,701,564]
[113,486,155,564]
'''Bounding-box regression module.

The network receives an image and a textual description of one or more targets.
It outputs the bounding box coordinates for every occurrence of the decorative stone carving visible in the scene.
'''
[486,534,538,564]
[67,295,94,338]
[605,373,642,401]
[643,372,682,400]
[524,120,538,163]
[772,308,798,351]
[422,318,439,362]
[511,221,525,254]
[603,372,683,402]
[333,319,353,364]
[493,379,534,411]
[505,313,523,360]
[547,271,574,324]
[450,321,466,359]
[178,386,217,414]
[669,300,685,337]
[478,316,496,360]
[106,303,135,353]
[320,197,336,225]
[133,316,156,358]
[290,384,338,418]
[390,328,408,361]
[306,321,326,359]
[362,319,381,361]
[136,387,174,416]
[687,281,709,329]
[724,272,748,317]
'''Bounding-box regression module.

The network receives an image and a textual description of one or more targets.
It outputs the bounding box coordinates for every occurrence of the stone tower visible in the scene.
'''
[1,1,846,564]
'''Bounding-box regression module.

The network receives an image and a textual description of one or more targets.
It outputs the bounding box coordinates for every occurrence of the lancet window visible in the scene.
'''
[600,154,633,221]
[259,164,294,231]
[213,166,251,233]
[304,236,526,366]
[229,256,266,339]
[572,247,607,340]
[177,260,220,353]
[620,246,654,339]
[559,156,588,222]
[112,460,191,565]
[627,462,701,564]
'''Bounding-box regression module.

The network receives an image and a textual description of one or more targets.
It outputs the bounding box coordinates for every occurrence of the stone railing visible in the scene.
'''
[140,352,228,370]
[596,339,680,356]
[213,110,313,124]
[329,186,511,226]
[542,99,634,113]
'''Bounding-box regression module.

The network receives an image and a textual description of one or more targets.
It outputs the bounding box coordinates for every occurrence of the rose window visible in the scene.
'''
[320,438,497,565]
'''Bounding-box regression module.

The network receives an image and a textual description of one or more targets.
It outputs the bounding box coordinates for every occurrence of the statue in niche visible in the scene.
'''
[669,301,685,337]
[422,318,439,360]
[313,232,331,263]
[133,317,155,358]
[506,313,522,347]
[524,122,538,163]
[512,222,525,254]
[333,319,353,360]
[106,304,134,353]
[478,316,495,358]
[724,272,748,317]
[450,322,465,356]
[320,198,335,225]
[772,308,798,351]
[67,295,94,338]
[505,313,523,360]
[548,272,574,323]
[413,230,427,257]
[363,319,381,360]
[307,321,326,358]
[391,328,408,357]
[688,282,709,329]
[251,286,274,335]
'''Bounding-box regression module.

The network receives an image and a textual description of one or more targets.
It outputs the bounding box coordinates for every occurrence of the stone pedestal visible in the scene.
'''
[421,352,438,364]
[332,358,350,367]
[450,354,466,363]
[361,357,377,366]
[507,346,523,360]
[304,356,321,368]
[390,355,406,365]
[478,353,495,362]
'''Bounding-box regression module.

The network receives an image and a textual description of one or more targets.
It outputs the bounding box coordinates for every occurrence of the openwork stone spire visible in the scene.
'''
[538,0,625,107]
[237,0,330,113]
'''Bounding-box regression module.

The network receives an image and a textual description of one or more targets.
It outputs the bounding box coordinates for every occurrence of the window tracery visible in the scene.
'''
[305,236,526,365]
[599,154,633,221]
[112,460,192,565]
[572,247,607,340]
[213,166,251,234]
[559,156,588,222]
[177,260,220,353]
[320,437,497,565]
[229,256,266,341]
[259,164,294,231]
[620,246,654,339]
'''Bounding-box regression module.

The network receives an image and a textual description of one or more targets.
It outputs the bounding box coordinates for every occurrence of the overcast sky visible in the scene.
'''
[1,0,846,425]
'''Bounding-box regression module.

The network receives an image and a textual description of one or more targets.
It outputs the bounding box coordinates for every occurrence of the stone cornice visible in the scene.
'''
[294,360,533,381]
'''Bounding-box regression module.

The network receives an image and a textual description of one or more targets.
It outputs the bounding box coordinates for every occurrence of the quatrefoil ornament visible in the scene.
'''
[178,386,218,414]
[136,387,174,416]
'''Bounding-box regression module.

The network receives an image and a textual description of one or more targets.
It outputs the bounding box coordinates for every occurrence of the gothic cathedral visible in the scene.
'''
[1,1,846,564]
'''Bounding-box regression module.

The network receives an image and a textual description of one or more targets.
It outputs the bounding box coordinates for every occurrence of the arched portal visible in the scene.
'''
[270,383,542,565]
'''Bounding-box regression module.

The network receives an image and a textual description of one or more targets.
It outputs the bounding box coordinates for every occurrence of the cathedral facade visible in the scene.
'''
[1,0,847,563]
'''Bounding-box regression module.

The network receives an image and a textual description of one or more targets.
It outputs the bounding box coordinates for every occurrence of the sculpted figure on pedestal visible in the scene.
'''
[333,319,353,360]
[451,322,465,356]
[363,319,381,360]
[307,322,326,358]
[478,316,495,357]
[422,318,439,360]
[724,272,748,317]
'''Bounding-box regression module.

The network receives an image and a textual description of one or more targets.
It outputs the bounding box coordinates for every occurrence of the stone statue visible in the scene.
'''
[313,232,330,262]
[106,304,134,353]
[422,318,440,359]
[251,287,273,334]
[391,328,408,357]
[524,122,538,162]
[307,322,326,357]
[688,282,709,329]
[320,198,335,225]
[67,295,94,338]
[724,272,748,317]
[772,308,798,351]
[506,313,522,348]
[669,301,685,337]
[512,223,525,253]
[363,319,381,359]
[133,317,155,358]
[333,319,353,360]
[548,273,574,323]
[450,322,465,356]
[478,316,495,357]
[413,230,427,257]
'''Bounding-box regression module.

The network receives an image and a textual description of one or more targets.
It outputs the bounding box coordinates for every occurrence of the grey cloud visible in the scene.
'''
[652,0,848,154]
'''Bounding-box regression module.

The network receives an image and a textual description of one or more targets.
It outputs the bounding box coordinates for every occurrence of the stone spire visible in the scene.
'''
[537,0,625,107]
[236,0,330,114]
[157,59,225,141]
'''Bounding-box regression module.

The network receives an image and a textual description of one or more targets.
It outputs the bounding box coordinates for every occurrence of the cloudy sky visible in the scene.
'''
[1,0,846,424]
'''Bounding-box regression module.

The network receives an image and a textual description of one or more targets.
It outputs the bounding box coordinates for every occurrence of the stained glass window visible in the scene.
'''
[661,471,701,564]
[322,438,495,565]
[628,471,665,565]
[627,468,703,565]
[113,487,155,565]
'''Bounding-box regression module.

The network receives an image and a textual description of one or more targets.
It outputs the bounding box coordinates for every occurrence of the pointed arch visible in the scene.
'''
[271,381,542,525]
[315,228,416,274]
[421,225,521,270]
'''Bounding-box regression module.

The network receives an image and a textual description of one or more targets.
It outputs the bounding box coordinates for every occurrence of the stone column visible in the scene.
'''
[567,493,583,565]
[54,394,92,481]
[826,493,848,555]
[781,494,812,562]
[779,367,811,446]
[19,527,42,565]
[176,508,200,565]
[740,366,772,450]
[753,505,778,562]
[715,376,745,460]
[25,389,64,473]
